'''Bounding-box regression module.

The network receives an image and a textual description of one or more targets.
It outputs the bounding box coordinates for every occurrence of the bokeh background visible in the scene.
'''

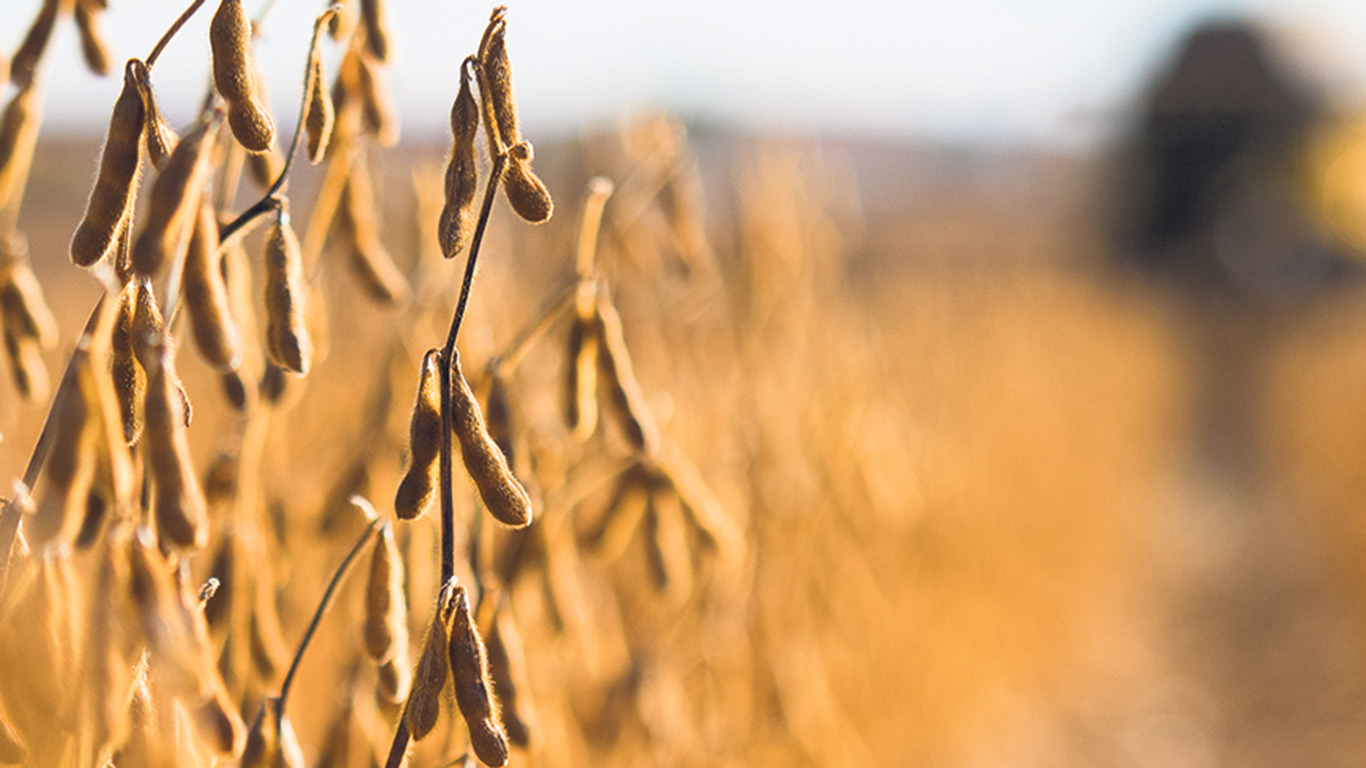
[5,1,1366,767]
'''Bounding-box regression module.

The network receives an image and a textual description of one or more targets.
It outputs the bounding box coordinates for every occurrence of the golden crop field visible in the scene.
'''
[2,3,1366,767]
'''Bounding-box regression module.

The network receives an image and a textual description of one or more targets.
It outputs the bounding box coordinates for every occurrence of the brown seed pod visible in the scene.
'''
[487,608,538,748]
[360,0,391,62]
[594,298,660,455]
[376,651,411,705]
[356,52,399,146]
[182,201,243,372]
[404,582,456,741]
[111,282,145,444]
[0,76,43,215]
[263,207,311,374]
[363,520,408,662]
[144,349,209,552]
[130,115,219,277]
[3,327,47,402]
[210,0,277,152]
[305,45,334,164]
[448,583,509,767]
[338,156,409,305]
[480,11,521,150]
[220,369,253,412]
[0,235,58,347]
[73,1,111,76]
[71,63,143,267]
[9,0,58,87]
[439,61,479,259]
[394,349,441,521]
[326,0,355,40]
[502,141,553,224]
[451,352,532,528]
[643,487,694,601]
[28,364,95,547]
[240,697,305,768]
[565,316,598,439]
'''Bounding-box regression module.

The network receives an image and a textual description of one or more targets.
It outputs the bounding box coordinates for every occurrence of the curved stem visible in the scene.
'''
[278,508,382,708]
[146,0,209,69]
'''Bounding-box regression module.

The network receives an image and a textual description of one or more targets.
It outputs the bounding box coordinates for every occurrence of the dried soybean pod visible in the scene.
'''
[376,651,411,704]
[210,0,276,152]
[72,61,144,268]
[28,363,95,547]
[480,11,521,150]
[241,697,305,768]
[144,349,209,552]
[450,352,532,528]
[4,329,47,402]
[487,608,538,748]
[403,583,455,741]
[74,1,111,76]
[9,0,58,87]
[594,298,660,455]
[304,44,333,164]
[131,115,219,277]
[183,201,243,371]
[263,207,311,374]
[503,141,552,223]
[0,237,58,347]
[448,584,509,767]
[111,281,145,444]
[439,60,479,259]
[0,76,43,215]
[643,487,693,601]
[394,350,441,520]
[326,0,355,40]
[135,63,180,170]
[356,52,399,146]
[564,316,599,440]
[338,157,409,305]
[360,0,391,62]
[363,520,408,662]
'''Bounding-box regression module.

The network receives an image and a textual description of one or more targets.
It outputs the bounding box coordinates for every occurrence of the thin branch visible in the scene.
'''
[146,0,210,69]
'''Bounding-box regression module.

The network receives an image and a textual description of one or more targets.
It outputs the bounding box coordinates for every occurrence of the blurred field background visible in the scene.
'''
[5,2,1366,768]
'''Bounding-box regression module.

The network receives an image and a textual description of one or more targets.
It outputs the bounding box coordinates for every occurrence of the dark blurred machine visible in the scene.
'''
[1111,20,1351,300]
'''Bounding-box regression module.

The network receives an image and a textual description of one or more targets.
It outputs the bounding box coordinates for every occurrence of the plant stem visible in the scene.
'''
[278,507,383,708]
[146,0,209,69]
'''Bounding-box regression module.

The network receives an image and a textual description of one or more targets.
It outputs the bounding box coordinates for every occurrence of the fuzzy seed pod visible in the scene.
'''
[595,299,660,455]
[138,79,179,171]
[439,62,479,259]
[72,63,144,267]
[360,0,391,62]
[404,583,456,740]
[338,157,409,305]
[211,0,277,152]
[448,584,509,767]
[183,201,243,371]
[487,609,538,748]
[0,77,43,215]
[304,46,334,164]
[240,697,305,768]
[480,13,521,149]
[364,520,408,662]
[28,365,95,547]
[74,1,111,76]
[111,282,145,444]
[263,208,311,374]
[394,350,441,520]
[356,52,398,146]
[221,370,253,412]
[131,116,219,277]
[565,316,598,439]
[9,0,58,87]
[0,237,58,347]
[502,142,553,223]
[144,349,209,552]
[451,352,532,528]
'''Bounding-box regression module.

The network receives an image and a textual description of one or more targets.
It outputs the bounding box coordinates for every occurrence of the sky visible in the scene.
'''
[7,0,1366,146]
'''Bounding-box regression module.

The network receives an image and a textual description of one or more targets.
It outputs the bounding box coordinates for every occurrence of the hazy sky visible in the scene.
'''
[7,0,1366,145]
